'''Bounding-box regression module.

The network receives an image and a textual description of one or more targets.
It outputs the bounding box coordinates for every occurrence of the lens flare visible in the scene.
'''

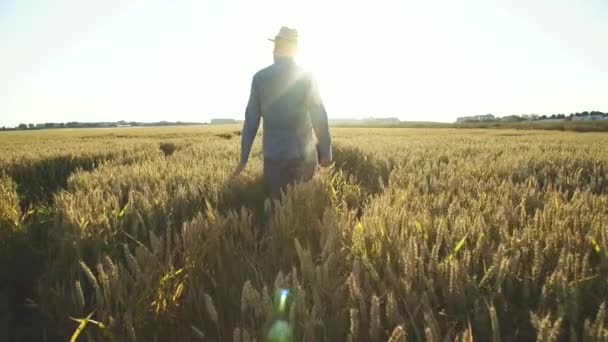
[267,320,292,342]
[279,288,289,313]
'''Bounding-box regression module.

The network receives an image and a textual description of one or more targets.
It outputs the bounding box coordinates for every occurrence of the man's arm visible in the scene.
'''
[308,74,332,166]
[240,76,262,163]
[234,76,261,175]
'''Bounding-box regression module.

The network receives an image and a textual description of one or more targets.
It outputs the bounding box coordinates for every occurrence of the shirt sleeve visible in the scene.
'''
[240,76,261,164]
[308,74,332,161]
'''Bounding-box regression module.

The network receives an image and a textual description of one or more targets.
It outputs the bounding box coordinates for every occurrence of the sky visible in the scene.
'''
[1,0,607,127]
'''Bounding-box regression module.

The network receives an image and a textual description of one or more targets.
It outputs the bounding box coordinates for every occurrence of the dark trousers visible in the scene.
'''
[261,155,318,232]
[264,157,318,200]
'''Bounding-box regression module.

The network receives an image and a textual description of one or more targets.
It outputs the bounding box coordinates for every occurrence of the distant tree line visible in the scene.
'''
[496,111,606,122]
[1,112,606,132]
[2,120,206,131]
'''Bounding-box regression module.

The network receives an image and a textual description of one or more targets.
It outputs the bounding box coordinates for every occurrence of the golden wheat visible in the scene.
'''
[0,126,607,341]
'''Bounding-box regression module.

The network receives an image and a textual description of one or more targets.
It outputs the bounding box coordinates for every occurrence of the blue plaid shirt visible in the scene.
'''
[239,57,332,163]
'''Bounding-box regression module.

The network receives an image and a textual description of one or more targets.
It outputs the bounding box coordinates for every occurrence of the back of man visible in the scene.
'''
[255,61,317,162]
[234,27,332,201]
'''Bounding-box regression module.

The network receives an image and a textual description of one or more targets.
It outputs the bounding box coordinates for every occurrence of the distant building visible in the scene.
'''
[329,118,362,125]
[329,117,400,125]
[521,114,542,121]
[456,114,496,123]
[572,115,605,121]
[362,117,400,124]
[536,119,564,123]
[211,119,238,124]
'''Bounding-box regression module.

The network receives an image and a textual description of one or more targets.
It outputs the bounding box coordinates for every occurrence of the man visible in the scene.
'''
[233,26,332,204]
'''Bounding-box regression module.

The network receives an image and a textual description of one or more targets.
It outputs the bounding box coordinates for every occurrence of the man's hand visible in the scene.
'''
[319,157,332,168]
[232,161,246,177]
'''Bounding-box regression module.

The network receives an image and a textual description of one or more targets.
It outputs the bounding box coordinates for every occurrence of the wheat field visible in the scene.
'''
[1,126,607,341]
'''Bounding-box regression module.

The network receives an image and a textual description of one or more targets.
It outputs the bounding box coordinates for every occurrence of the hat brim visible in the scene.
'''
[268,38,297,43]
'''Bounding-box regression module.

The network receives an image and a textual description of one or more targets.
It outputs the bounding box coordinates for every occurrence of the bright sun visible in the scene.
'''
[293,26,361,116]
